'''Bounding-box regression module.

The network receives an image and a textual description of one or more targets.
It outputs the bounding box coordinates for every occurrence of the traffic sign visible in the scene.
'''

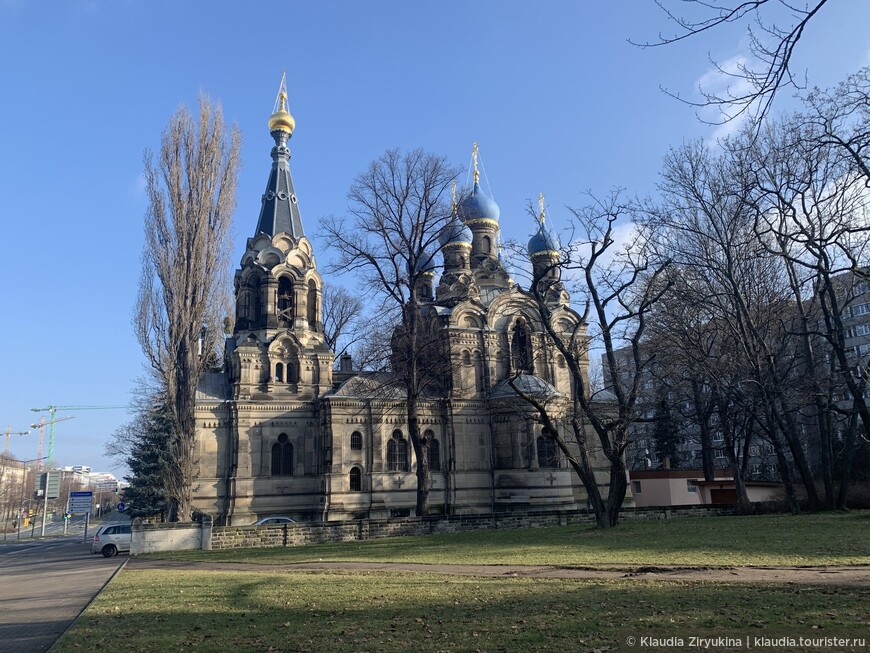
[68,491,93,514]
[116,502,126,512]
[33,471,61,498]
[46,472,61,499]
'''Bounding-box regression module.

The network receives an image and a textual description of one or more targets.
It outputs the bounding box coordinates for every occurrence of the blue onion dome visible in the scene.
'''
[439,214,473,247]
[528,222,560,256]
[413,249,438,274]
[458,182,500,223]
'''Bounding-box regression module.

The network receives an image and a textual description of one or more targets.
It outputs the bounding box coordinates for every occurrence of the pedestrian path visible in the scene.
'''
[128,558,870,586]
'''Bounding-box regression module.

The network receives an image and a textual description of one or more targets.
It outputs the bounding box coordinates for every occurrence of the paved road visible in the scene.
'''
[2,514,95,541]
[0,537,126,653]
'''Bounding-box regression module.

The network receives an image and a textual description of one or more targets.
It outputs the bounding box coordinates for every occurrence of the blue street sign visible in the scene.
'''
[68,491,93,514]
[117,502,126,512]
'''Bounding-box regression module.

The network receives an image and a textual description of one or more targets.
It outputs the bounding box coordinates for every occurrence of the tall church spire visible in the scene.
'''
[255,73,305,239]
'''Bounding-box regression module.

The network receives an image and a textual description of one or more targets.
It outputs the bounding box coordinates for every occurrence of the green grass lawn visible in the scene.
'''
[55,569,870,653]
[152,511,870,568]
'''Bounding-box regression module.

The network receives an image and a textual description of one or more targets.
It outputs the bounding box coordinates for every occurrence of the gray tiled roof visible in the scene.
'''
[254,133,305,239]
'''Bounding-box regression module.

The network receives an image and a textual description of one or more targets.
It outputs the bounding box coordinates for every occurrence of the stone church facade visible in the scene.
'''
[192,84,612,525]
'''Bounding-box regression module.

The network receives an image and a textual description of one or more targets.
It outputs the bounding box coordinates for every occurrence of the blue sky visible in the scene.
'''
[1,0,869,474]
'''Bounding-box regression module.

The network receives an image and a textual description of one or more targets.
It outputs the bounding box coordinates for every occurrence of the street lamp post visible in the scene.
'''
[15,457,46,540]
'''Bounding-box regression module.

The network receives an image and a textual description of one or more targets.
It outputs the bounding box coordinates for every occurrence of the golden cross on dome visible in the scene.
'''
[275,71,288,113]
[451,180,457,211]
[539,192,546,225]
[472,142,480,184]
[268,70,296,137]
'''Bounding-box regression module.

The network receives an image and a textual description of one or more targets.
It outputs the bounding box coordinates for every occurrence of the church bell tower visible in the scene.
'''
[228,74,334,399]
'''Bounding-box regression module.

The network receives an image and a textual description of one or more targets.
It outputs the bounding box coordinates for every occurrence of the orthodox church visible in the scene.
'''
[193,83,610,524]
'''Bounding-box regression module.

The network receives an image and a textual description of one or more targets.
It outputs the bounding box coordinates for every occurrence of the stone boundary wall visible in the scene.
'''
[208,504,738,551]
[130,504,742,554]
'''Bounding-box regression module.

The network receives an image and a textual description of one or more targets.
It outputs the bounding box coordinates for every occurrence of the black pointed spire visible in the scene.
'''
[255,75,305,239]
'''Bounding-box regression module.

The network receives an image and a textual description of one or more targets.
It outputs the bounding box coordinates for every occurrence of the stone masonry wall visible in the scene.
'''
[207,504,738,551]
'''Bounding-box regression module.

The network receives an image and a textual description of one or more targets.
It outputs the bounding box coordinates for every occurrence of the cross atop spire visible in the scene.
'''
[268,71,295,139]
[451,180,458,212]
[273,71,288,113]
[472,141,480,185]
[539,192,546,225]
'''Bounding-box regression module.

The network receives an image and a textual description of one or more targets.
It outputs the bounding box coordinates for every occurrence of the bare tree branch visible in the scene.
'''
[636,0,830,125]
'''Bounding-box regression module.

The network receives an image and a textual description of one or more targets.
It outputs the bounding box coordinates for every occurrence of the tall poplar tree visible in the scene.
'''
[135,95,241,521]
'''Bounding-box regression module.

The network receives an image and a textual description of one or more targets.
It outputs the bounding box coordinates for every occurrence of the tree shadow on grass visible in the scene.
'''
[54,570,870,653]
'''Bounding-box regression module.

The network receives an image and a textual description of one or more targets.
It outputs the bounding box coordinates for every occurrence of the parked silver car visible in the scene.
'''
[254,516,296,526]
[91,523,132,557]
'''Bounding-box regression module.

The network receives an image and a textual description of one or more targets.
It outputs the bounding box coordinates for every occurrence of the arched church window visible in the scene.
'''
[418,277,433,301]
[307,279,318,330]
[537,431,559,469]
[475,351,485,391]
[387,430,409,472]
[275,362,284,383]
[239,292,250,326]
[249,278,261,326]
[271,434,294,476]
[512,318,532,373]
[349,466,362,492]
[461,350,472,366]
[350,431,362,450]
[426,431,441,472]
[277,277,293,324]
[481,235,491,254]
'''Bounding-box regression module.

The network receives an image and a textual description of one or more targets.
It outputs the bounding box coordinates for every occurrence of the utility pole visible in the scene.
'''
[15,457,45,540]
[39,471,61,536]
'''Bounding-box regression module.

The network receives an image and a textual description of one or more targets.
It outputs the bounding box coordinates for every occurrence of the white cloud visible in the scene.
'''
[696,54,757,144]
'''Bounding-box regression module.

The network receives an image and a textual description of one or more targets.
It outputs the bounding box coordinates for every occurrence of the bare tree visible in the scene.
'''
[321,284,366,361]
[637,0,831,123]
[650,139,827,512]
[644,284,722,480]
[804,67,870,182]
[347,310,398,372]
[510,192,671,528]
[136,95,241,522]
[320,148,458,515]
[747,88,870,508]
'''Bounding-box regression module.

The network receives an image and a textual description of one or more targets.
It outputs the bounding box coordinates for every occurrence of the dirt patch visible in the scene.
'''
[128,558,870,586]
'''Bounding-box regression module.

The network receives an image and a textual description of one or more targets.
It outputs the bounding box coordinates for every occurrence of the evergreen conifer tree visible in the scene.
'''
[652,395,681,469]
[122,402,172,521]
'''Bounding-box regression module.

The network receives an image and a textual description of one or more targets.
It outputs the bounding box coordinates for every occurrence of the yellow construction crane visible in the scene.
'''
[30,404,127,467]
[29,416,74,469]
[3,426,30,457]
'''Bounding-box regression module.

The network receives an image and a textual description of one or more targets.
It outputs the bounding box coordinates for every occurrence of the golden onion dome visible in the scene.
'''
[268,90,295,135]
